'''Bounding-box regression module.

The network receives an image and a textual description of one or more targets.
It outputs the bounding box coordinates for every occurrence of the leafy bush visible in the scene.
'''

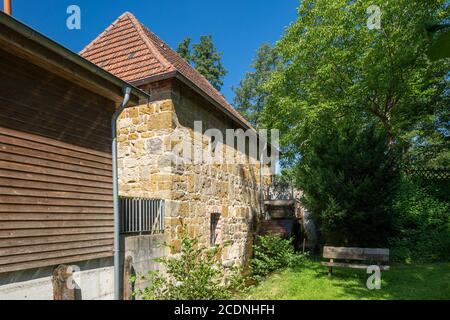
[389,177,450,263]
[133,232,245,300]
[297,120,399,247]
[250,235,307,282]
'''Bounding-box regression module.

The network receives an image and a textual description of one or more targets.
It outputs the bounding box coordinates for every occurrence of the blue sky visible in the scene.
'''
[3,0,299,102]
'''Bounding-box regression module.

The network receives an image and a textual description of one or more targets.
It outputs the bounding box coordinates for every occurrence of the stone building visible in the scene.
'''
[81,12,274,267]
[0,10,274,300]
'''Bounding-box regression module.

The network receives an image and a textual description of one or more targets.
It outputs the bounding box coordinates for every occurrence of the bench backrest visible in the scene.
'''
[323,246,389,263]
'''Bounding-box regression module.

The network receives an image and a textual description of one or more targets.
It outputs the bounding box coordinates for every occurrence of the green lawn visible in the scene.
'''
[242,260,450,300]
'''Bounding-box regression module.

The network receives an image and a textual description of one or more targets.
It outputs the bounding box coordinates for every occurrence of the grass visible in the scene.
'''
[241,260,450,300]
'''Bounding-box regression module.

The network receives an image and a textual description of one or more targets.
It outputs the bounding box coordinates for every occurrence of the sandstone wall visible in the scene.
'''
[117,82,271,267]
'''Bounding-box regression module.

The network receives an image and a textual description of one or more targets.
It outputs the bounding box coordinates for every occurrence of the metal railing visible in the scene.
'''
[119,198,165,234]
[265,183,294,201]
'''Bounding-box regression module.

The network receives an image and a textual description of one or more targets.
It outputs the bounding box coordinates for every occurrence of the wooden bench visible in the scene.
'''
[321,246,390,276]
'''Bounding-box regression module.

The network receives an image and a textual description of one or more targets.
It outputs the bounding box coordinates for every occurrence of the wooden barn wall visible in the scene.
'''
[0,48,116,273]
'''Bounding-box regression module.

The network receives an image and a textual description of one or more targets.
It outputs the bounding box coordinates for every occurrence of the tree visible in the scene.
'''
[233,44,282,128]
[132,230,244,300]
[425,24,450,61]
[176,37,191,61]
[191,36,228,91]
[258,0,449,250]
[297,117,398,246]
[262,0,449,161]
[176,35,228,91]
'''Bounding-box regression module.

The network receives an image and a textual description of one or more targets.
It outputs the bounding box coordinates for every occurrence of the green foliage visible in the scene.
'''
[176,37,191,61]
[297,119,399,247]
[426,27,450,61]
[262,0,449,164]
[177,36,227,91]
[273,167,296,185]
[192,36,228,91]
[252,0,449,259]
[250,235,307,282]
[243,260,450,300]
[133,232,244,300]
[389,177,450,263]
[233,43,282,128]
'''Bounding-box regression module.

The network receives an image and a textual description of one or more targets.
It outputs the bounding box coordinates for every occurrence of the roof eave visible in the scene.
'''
[130,71,253,131]
[0,12,149,106]
[132,72,278,153]
[174,72,253,131]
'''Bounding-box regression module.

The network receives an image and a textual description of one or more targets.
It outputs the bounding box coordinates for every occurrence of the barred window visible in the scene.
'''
[120,198,165,235]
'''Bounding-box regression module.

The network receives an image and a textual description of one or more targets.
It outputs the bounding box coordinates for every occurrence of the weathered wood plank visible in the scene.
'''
[0,204,112,214]
[0,187,112,201]
[0,93,111,137]
[0,142,111,171]
[0,111,111,151]
[0,227,114,239]
[0,160,112,183]
[0,46,116,273]
[0,170,112,190]
[0,245,114,265]
[323,246,389,262]
[0,220,113,230]
[321,261,390,271]
[0,239,113,256]
[0,151,111,177]
[0,233,113,248]
[0,251,114,274]
[0,115,110,153]
[0,178,112,196]
[0,133,110,165]
[0,213,112,221]
[0,195,113,207]
[0,64,114,124]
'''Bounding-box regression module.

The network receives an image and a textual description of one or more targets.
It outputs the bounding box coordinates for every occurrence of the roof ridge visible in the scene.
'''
[138,22,232,107]
[80,12,129,56]
[79,11,253,129]
[80,12,172,74]
[125,13,174,72]
[138,23,252,128]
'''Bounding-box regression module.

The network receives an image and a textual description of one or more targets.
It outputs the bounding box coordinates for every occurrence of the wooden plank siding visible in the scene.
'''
[0,47,116,274]
[0,47,114,152]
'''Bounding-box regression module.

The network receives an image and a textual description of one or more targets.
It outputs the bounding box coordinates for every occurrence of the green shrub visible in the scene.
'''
[389,177,450,263]
[297,121,399,247]
[250,235,307,282]
[133,232,245,300]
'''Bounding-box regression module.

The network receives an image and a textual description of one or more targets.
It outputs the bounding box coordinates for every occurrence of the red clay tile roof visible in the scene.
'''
[80,12,251,129]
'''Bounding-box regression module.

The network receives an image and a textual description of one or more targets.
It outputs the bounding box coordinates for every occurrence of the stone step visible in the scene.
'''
[259,219,300,238]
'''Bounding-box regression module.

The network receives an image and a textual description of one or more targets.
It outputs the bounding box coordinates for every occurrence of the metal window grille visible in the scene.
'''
[119,198,165,234]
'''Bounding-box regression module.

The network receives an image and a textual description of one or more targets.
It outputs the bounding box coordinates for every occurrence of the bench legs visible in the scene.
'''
[328,259,333,277]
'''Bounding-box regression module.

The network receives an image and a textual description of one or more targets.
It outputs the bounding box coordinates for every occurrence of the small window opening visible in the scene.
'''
[210,212,221,246]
